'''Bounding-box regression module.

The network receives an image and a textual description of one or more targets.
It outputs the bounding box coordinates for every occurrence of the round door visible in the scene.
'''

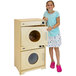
[28,53,38,64]
[29,30,40,42]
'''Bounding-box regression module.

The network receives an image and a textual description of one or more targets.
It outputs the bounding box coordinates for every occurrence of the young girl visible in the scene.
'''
[43,0,62,72]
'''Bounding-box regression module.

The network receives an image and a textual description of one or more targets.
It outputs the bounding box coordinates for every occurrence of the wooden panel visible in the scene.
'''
[14,18,46,26]
[14,20,21,72]
[21,21,46,26]
[15,18,44,22]
[21,26,48,50]
[20,65,45,74]
[21,48,45,70]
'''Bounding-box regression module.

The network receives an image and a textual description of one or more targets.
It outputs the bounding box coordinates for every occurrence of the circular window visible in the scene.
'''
[29,30,40,42]
[28,53,38,64]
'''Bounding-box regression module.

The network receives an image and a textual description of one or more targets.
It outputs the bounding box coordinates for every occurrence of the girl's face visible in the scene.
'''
[46,2,54,11]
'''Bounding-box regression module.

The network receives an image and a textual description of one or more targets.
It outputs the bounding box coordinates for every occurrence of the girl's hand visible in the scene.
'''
[43,17,48,21]
[47,26,52,31]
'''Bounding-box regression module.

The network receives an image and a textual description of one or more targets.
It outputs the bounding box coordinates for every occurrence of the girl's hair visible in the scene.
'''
[46,0,55,11]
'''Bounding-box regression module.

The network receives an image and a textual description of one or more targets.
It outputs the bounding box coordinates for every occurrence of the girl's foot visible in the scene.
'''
[56,65,62,72]
[50,61,55,69]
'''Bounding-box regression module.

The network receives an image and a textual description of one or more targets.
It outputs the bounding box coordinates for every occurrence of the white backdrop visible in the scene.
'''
[0,0,76,76]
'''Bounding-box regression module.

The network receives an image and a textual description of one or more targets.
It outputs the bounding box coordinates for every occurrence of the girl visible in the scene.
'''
[43,0,62,72]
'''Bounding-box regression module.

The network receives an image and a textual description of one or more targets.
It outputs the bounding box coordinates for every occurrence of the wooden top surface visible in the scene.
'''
[14,18,44,22]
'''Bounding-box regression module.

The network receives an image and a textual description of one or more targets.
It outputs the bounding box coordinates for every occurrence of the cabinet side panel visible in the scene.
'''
[44,46,46,68]
[14,20,21,72]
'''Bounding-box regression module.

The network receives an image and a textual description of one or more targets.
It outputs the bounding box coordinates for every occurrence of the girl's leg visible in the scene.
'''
[54,47,62,72]
[49,47,54,62]
[54,47,60,65]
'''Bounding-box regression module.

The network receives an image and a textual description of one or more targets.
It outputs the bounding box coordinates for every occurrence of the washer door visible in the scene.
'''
[21,48,45,70]
[28,53,38,64]
[21,27,48,50]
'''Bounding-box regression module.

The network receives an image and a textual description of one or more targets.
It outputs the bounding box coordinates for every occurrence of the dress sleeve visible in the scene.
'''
[56,11,60,18]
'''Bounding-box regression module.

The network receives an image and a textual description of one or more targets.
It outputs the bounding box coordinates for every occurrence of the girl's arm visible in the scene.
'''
[43,17,48,21]
[43,17,45,19]
[53,17,60,29]
[47,17,60,31]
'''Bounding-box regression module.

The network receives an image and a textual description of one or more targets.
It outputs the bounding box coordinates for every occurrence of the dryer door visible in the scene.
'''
[21,26,48,50]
